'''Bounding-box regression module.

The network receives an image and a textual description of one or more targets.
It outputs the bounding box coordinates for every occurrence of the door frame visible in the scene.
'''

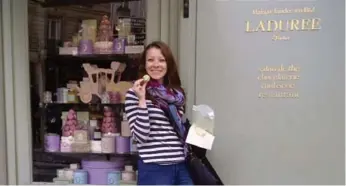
[2,0,32,184]
[177,0,197,117]
[0,0,8,184]
[146,0,180,60]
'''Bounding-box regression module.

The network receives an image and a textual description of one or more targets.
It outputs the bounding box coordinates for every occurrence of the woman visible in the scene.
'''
[124,41,193,185]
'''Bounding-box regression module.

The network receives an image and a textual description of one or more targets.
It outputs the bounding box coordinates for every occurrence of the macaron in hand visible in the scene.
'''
[143,74,150,82]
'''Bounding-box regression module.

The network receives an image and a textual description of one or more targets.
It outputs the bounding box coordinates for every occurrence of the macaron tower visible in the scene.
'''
[62,109,78,137]
[101,106,117,134]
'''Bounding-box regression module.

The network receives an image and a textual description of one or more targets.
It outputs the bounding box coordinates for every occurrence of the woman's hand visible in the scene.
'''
[133,78,148,101]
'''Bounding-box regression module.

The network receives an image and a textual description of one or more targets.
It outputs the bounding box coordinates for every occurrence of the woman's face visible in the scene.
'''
[145,47,167,83]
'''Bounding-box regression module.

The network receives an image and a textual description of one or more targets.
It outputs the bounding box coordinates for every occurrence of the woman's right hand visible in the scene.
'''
[133,78,148,101]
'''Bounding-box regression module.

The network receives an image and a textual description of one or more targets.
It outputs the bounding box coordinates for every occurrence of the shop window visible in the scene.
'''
[29,0,146,183]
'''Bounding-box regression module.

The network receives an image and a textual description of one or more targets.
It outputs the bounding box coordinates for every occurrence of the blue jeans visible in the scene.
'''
[137,159,193,185]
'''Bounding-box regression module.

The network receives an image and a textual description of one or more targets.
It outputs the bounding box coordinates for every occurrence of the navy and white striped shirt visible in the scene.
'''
[124,89,185,164]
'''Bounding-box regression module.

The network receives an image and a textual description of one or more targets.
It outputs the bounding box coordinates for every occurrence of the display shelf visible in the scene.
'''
[33,148,138,183]
[34,149,138,161]
[41,0,140,8]
[34,161,68,168]
[41,103,124,110]
[49,54,139,63]
[40,103,124,113]
[34,149,137,157]
[31,181,137,185]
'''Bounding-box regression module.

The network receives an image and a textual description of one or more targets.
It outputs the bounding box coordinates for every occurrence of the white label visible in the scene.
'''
[185,125,215,150]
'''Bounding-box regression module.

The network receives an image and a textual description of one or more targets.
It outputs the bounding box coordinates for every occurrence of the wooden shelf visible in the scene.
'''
[41,103,125,112]
[35,149,137,157]
[48,54,139,63]
[42,102,124,107]
[41,0,140,8]
[34,149,138,162]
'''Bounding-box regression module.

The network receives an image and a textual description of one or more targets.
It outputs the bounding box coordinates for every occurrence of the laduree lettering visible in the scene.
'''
[245,18,321,32]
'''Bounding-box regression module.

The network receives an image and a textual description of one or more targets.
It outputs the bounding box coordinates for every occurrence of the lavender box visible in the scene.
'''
[113,38,126,54]
[79,39,94,55]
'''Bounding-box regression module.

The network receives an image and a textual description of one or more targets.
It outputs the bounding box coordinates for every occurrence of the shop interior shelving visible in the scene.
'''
[33,53,140,182]
[37,52,140,147]
[30,0,144,181]
[34,0,140,8]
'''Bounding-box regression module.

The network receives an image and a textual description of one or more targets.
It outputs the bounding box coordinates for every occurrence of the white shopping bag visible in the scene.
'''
[186,125,215,150]
[192,104,215,134]
[185,104,216,150]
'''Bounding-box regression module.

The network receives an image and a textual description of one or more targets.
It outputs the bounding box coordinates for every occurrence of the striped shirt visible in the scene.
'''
[124,89,185,164]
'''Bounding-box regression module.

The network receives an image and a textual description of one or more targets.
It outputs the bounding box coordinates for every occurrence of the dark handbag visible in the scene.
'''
[184,120,223,185]
[165,106,223,185]
[186,146,220,185]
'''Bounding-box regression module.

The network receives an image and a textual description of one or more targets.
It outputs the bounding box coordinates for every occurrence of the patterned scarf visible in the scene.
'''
[146,80,185,111]
[146,80,187,149]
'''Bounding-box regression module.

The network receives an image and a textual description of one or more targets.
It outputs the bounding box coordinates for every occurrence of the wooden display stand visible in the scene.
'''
[74,62,132,104]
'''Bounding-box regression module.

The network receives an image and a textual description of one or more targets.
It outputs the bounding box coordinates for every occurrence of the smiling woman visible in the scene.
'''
[124,41,192,185]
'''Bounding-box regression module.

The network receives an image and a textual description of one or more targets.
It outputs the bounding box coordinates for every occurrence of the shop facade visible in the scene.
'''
[0,0,345,185]
[184,0,345,185]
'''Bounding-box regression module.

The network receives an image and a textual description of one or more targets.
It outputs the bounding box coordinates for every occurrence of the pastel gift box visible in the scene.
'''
[74,130,89,143]
[107,171,121,185]
[82,160,123,185]
[94,41,113,54]
[64,168,74,180]
[44,133,60,152]
[113,38,126,54]
[70,163,80,170]
[60,136,74,152]
[115,136,130,154]
[125,45,144,54]
[73,170,88,184]
[101,136,116,153]
[57,169,65,178]
[91,140,102,153]
[72,130,90,152]
[53,177,72,184]
[59,47,78,55]
[81,19,97,43]
[71,143,90,153]
[78,39,93,55]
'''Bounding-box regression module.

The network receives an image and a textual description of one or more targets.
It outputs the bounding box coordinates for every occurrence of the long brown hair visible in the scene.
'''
[138,41,185,102]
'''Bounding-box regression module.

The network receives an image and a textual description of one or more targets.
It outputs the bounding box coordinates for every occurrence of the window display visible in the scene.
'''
[29,0,145,183]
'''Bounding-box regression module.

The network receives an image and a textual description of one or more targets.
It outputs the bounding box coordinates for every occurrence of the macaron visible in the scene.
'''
[143,75,150,82]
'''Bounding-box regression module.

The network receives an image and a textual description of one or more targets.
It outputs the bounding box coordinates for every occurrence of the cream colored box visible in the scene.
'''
[73,130,89,143]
